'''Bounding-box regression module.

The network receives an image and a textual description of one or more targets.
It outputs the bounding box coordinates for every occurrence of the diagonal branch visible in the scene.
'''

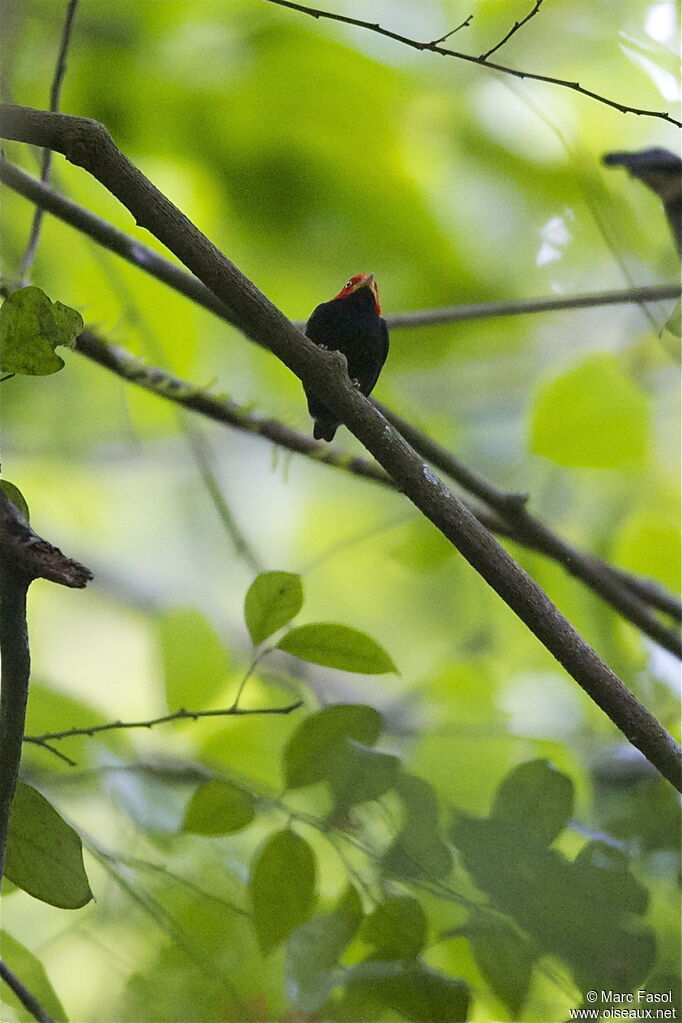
[0,959,57,1023]
[74,327,682,649]
[260,0,682,128]
[1,104,679,790]
[1,160,679,331]
[2,159,679,633]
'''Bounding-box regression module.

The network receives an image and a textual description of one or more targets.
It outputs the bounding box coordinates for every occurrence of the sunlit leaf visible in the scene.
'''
[530,354,650,467]
[244,571,304,644]
[5,783,92,909]
[159,607,229,711]
[183,779,255,835]
[0,286,82,375]
[250,829,317,953]
[277,623,397,674]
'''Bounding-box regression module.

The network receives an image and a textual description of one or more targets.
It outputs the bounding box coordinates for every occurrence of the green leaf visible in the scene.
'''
[361,895,427,959]
[250,829,317,953]
[277,623,397,674]
[491,759,574,847]
[344,960,470,1022]
[450,761,656,992]
[329,741,400,809]
[0,480,30,522]
[5,783,92,909]
[0,286,82,375]
[244,571,304,644]
[381,772,452,880]
[465,913,536,1016]
[283,704,383,789]
[183,779,255,835]
[530,354,650,467]
[159,608,229,711]
[0,931,69,1021]
[286,886,363,1012]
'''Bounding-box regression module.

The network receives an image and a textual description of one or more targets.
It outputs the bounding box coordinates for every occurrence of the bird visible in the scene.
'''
[602,147,682,256]
[303,273,389,442]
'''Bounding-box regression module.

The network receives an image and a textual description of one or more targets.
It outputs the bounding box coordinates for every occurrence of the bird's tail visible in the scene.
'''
[313,419,338,442]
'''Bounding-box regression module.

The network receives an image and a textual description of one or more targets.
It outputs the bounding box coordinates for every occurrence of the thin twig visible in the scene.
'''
[1,161,679,332]
[383,284,682,329]
[17,0,79,280]
[181,419,263,575]
[429,15,473,46]
[480,0,545,60]
[24,698,304,746]
[0,960,57,1023]
[1,105,679,788]
[261,0,681,128]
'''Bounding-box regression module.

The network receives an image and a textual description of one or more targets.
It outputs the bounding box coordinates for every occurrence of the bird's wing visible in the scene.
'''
[304,302,333,343]
[364,318,390,397]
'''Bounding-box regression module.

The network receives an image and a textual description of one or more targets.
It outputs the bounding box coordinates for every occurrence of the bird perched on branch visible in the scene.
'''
[304,273,389,442]
[603,147,682,256]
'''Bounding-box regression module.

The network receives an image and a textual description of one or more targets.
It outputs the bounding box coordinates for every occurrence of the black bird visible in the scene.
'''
[304,273,389,442]
[603,147,682,256]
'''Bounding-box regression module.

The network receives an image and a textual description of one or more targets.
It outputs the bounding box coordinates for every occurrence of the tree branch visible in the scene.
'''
[260,0,682,128]
[3,156,680,635]
[2,160,679,332]
[17,0,80,281]
[376,402,682,654]
[75,327,393,485]
[0,959,57,1023]
[0,489,92,884]
[24,699,303,747]
[1,104,679,790]
[74,327,682,648]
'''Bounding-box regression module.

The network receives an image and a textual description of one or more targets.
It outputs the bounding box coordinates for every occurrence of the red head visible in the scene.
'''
[332,273,381,315]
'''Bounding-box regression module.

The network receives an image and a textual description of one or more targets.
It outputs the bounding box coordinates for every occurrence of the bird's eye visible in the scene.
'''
[344,280,352,288]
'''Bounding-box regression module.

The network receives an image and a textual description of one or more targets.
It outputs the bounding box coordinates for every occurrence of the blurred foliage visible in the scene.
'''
[0,0,680,1020]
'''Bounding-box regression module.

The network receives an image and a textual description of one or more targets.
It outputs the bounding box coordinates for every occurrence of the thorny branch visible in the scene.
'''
[1,104,679,789]
[260,0,682,127]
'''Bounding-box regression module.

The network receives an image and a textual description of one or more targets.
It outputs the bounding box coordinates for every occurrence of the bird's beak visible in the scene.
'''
[353,273,375,293]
